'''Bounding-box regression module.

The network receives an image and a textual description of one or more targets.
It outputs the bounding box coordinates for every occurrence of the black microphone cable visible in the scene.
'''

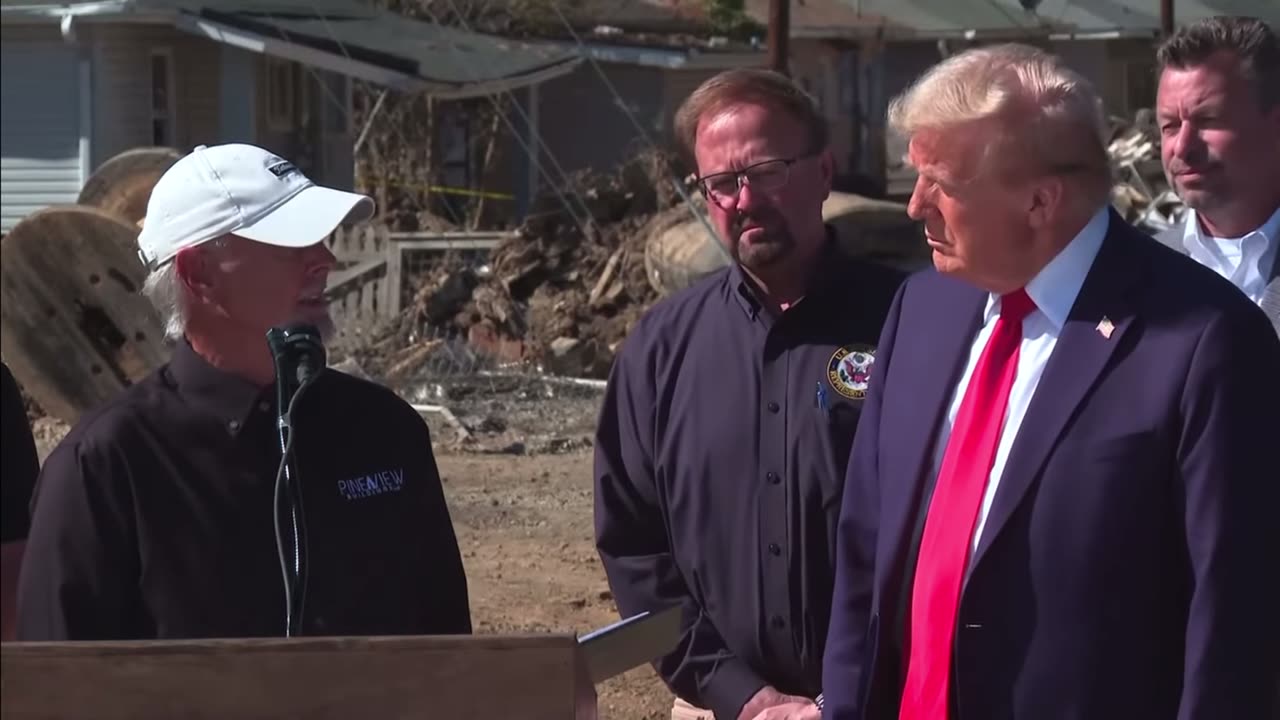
[266,323,327,638]
[272,371,320,638]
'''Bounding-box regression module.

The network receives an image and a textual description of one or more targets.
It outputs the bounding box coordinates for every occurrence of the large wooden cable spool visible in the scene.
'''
[821,192,932,272]
[0,205,168,424]
[642,203,728,298]
[77,146,183,227]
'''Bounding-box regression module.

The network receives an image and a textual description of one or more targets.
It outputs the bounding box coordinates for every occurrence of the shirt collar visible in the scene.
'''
[1183,204,1280,245]
[1181,205,1280,292]
[984,205,1110,328]
[167,339,273,434]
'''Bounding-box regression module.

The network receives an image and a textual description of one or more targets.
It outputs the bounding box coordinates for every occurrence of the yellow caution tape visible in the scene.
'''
[362,178,515,201]
[428,185,514,200]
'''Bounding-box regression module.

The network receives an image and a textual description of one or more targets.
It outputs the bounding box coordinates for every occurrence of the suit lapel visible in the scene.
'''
[878,276,985,594]
[968,219,1145,572]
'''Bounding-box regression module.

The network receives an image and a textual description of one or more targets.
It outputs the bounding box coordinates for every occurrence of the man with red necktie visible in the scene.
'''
[821,43,1280,720]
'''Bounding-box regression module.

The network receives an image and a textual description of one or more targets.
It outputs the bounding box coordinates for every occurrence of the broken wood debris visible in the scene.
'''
[410,403,471,441]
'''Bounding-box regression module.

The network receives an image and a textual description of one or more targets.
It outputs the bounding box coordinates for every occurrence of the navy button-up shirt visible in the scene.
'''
[594,242,905,718]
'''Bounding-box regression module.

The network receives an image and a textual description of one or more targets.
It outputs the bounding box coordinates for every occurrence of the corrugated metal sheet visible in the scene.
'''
[743,0,897,37]
[3,0,581,95]
[205,10,580,89]
[176,0,378,19]
[1,38,83,232]
[840,0,1280,38]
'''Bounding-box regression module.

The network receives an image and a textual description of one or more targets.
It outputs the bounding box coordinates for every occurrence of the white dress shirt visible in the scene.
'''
[1181,205,1280,307]
[930,206,1110,555]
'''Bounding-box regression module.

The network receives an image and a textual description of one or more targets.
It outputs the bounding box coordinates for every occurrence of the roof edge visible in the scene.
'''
[173,10,581,96]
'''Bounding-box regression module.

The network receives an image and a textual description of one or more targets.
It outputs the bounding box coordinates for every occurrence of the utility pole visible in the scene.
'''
[1160,0,1174,37]
[768,0,790,75]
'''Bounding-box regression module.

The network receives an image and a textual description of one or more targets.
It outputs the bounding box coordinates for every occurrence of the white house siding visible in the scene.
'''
[0,25,86,232]
[91,24,221,168]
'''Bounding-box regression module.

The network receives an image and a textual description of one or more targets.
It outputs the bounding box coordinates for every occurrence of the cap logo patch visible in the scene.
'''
[267,160,300,179]
[827,344,875,400]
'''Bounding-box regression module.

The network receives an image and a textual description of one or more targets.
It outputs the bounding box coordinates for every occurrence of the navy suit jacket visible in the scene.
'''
[823,212,1280,720]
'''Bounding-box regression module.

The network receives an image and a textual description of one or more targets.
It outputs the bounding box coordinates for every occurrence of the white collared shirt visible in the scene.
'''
[1181,205,1280,306]
[931,206,1111,555]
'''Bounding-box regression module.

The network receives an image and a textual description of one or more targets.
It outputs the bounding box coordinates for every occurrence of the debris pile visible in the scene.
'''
[352,149,934,382]
[1108,109,1185,235]
[354,149,689,380]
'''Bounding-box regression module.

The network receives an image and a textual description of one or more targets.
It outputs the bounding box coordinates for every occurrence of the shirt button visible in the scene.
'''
[768,542,781,556]
[767,401,780,413]
[259,401,271,413]
[766,472,780,485]
[227,420,240,433]
[771,615,785,629]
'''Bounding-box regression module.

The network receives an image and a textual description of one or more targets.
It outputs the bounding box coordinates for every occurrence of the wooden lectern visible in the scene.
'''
[0,609,681,720]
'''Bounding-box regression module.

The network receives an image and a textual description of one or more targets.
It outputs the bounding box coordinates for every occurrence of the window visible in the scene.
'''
[322,72,350,134]
[435,106,473,223]
[839,50,858,115]
[150,49,176,146]
[439,109,471,187]
[265,57,296,131]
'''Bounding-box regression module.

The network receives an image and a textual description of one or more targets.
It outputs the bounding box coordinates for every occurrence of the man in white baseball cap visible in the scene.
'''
[137,143,374,376]
[17,144,473,642]
[138,143,373,266]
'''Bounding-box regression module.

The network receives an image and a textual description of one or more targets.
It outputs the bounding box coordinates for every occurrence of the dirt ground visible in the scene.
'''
[439,450,672,720]
[28,379,674,720]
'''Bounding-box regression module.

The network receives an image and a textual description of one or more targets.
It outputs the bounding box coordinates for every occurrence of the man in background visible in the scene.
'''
[1156,15,1279,333]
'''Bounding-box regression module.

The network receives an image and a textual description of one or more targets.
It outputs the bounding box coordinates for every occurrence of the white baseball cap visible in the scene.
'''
[137,143,375,269]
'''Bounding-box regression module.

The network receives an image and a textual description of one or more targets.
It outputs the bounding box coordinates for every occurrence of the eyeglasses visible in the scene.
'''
[696,153,816,207]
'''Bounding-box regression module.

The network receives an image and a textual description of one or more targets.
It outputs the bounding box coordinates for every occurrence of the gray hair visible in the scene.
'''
[889,43,1111,196]
[141,263,186,341]
[140,236,228,341]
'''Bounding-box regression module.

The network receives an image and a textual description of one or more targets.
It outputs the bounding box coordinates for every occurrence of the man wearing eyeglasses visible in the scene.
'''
[593,69,906,720]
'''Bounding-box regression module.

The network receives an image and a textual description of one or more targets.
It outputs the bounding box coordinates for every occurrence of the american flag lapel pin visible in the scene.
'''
[1096,316,1115,339]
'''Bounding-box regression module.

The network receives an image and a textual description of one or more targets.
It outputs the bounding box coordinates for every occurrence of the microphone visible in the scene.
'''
[267,323,326,390]
[265,323,326,637]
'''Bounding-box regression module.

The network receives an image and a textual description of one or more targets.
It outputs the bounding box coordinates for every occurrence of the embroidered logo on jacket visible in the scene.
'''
[337,469,405,500]
[827,344,876,400]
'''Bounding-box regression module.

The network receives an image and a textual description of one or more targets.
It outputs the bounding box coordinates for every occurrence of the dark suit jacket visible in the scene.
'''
[1155,220,1280,337]
[823,212,1280,720]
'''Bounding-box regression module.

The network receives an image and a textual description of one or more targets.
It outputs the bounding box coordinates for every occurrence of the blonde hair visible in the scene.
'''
[889,43,1111,196]
[674,68,827,162]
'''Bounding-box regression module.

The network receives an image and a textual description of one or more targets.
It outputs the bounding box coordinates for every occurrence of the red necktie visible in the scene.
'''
[899,288,1036,720]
